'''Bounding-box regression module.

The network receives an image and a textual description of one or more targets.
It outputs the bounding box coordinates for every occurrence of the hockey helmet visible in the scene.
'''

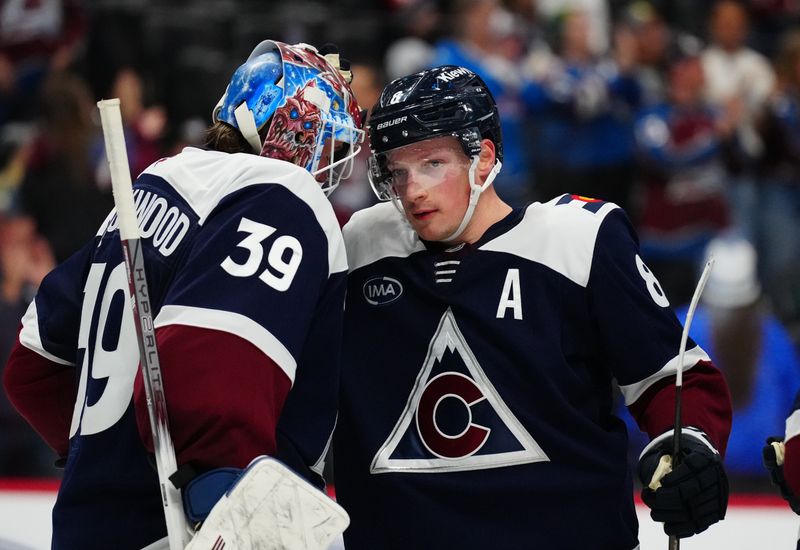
[366,65,502,202]
[214,40,364,195]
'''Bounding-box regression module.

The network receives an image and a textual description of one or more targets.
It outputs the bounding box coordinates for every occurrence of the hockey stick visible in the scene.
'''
[98,99,191,550]
[667,257,715,550]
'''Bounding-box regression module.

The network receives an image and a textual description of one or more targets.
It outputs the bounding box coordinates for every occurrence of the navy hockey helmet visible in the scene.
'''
[213,40,364,195]
[367,65,503,201]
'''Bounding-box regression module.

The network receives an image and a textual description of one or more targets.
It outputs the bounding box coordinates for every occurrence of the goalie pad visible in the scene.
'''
[184,456,349,550]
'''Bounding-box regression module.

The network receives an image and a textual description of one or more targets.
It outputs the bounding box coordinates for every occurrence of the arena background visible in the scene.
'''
[3,0,800,548]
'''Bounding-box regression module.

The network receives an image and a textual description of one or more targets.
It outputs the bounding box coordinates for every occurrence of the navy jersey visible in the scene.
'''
[334,195,729,550]
[4,148,347,549]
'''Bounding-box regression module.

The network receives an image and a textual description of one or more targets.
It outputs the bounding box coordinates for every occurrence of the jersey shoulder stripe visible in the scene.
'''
[479,194,619,287]
[343,202,425,272]
[145,148,346,275]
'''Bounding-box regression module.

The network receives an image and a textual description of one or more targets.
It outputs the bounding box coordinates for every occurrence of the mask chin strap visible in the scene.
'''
[440,156,502,243]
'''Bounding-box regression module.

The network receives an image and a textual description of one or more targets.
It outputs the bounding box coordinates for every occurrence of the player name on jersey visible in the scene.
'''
[99,188,191,257]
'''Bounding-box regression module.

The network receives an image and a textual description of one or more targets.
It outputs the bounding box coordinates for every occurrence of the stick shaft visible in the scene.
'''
[98,99,189,549]
[667,257,715,550]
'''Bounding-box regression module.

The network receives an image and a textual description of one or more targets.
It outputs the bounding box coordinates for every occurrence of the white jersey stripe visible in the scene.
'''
[618,345,711,406]
[154,304,297,384]
[479,197,618,288]
[787,410,800,442]
[345,197,618,282]
[143,148,347,277]
[344,202,425,272]
[19,301,75,366]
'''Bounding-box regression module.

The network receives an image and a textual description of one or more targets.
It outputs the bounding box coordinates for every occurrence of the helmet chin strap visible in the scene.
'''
[440,156,502,243]
[233,103,263,153]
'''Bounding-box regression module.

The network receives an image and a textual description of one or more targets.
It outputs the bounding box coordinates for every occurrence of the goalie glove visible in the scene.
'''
[638,430,729,538]
[763,437,800,514]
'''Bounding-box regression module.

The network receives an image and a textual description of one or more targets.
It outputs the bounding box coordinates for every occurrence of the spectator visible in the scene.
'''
[536,0,611,56]
[0,0,87,125]
[526,8,641,211]
[18,71,113,263]
[383,1,440,80]
[0,214,55,476]
[431,0,536,206]
[701,0,776,242]
[619,1,672,107]
[754,30,800,330]
[634,39,736,301]
[105,66,166,178]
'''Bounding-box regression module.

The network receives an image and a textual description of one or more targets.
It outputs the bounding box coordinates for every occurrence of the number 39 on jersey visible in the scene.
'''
[221,217,303,292]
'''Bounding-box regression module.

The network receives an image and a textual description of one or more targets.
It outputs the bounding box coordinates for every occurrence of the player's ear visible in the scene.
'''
[477,138,496,178]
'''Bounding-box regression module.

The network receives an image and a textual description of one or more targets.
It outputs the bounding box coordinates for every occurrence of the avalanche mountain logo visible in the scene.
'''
[371,308,549,474]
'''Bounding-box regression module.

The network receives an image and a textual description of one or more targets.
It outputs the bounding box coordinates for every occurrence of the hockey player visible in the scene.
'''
[764,391,800,550]
[333,65,731,549]
[779,394,800,502]
[3,40,362,549]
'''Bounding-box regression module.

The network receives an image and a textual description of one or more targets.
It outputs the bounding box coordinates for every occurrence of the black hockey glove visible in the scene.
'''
[763,436,800,514]
[638,433,728,538]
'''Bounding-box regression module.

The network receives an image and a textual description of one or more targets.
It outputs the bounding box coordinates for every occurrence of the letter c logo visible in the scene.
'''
[416,372,490,459]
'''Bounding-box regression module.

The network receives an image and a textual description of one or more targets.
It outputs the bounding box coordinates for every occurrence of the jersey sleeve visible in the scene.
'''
[142,183,346,471]
[274,269,346,486]
[2,241,95,455]
[587,209,732,452]
[4,336,75,456]
[135,325,292,470]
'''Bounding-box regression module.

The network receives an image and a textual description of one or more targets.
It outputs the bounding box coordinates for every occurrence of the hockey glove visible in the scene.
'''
[763,436,800,514]
[638,433,728,538]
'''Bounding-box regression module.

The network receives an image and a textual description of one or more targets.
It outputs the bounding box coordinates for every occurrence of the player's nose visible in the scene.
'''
[400,169,428,202]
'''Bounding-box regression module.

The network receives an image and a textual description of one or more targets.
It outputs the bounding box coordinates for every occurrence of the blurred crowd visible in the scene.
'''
[1,0,800,492]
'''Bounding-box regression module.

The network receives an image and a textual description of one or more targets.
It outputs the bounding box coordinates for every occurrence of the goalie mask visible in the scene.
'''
[214,40,364,195]
[367,65,503,241]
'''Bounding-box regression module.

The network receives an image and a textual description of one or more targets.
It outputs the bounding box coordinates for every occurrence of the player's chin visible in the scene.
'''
[410,221,447,242]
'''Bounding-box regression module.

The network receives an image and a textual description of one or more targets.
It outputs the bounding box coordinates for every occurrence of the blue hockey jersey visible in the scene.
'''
[333,195,731,549]
[4,147,347,549]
